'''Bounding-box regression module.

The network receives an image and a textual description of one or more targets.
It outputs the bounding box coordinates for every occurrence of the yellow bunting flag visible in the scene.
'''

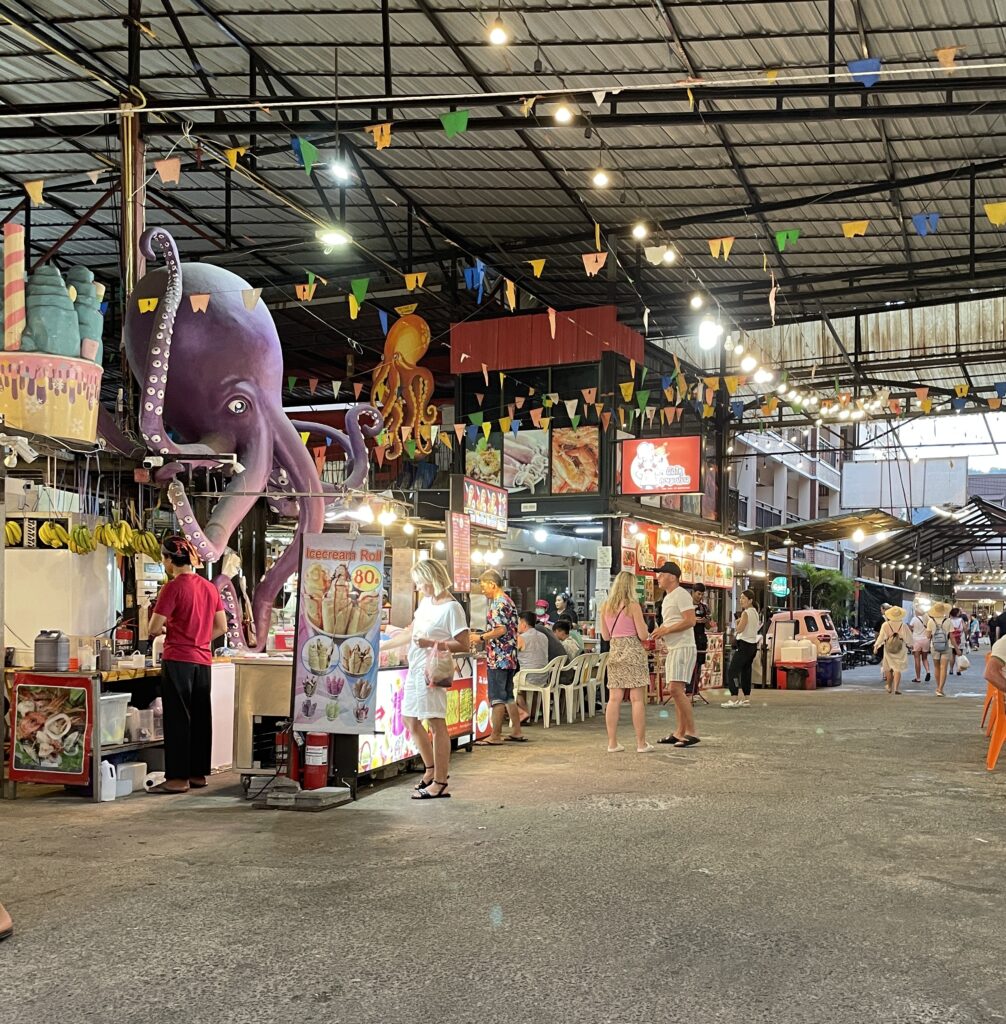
[500,373,505,387]
[404,271,427,291]
[618,408,626,427]
[703,376,719,389]
[299,431,310,446]
[594,402,604,417]
[708,236,735,260]
[154,157,181,185]
[619,381,635,402]
[348,294,360,320]
[765,68,780,83]
[539,417,551,432]
[934,45,960,70]
[921,398,933,413]
[395,303,418,316]
[504,278,516,311]
[989,398,1002,411]
[582,252,606,276]
[725,376,739,395]
[242,288,262,310]
[664,387,674,402]
[984,202,1006,227]
[520,96,538,117]
[687,88,695,111]
[138,297,159,313]
[954,383,969,398]
[223,146,247,170]
[189,293,210,313]
[295,282,317,301]
[499,416,511,434]
[594,222,601,251]
[23,180,44,206]
[703,404,715,419]
[527,258,545,278]
[365,123,392,150]
[842,220,870,238]
[440,431,453,450]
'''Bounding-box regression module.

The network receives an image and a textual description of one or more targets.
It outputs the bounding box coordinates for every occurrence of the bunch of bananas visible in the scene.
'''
[39,521,70,549]
[95,520,134,554]
[134,530,162,559]
[68,524,97,555]
[4,520,22,547]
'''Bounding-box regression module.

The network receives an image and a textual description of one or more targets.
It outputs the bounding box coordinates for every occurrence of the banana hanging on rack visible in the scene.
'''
[4,521,22,546]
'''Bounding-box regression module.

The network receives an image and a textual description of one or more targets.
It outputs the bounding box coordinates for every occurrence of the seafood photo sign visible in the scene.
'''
[293,534,386,734]
[10,677,91,785]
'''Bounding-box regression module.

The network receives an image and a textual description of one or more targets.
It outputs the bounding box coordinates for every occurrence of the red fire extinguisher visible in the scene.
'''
[302,733,329,790]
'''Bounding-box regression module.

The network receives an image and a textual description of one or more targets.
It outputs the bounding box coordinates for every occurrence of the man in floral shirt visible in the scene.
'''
[470,570,525,744]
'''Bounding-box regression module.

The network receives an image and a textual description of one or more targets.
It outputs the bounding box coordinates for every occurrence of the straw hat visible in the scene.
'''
[930,600,952,618]
[884,605,906,623]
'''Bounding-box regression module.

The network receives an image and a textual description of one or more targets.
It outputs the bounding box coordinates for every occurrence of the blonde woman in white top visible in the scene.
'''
[874,605,912,695]
[723,590,760,708]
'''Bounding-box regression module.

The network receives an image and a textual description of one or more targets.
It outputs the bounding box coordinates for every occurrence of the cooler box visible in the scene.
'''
[779,639,817,663]
[775,661,817,690]
[816,655,842,687]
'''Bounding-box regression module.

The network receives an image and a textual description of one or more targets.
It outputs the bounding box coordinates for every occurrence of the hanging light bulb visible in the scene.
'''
[740,353,758,373]
[471,548,484,565]
[487,16,508,45]
[553,101,574,124]
[434,539,445,552]
[753,368,773,384]
[591,168,610,188]
[687,539,700,555]
[378,505,397,526]
[329,159,350,182]
[3,449,15,469]
[732,546,744,563]
[402,521,415,535]
[632,222,648,240]
[533,528,548,542]
[316,226,351,247]
[698,316,723,351]
[662,247,677,264]
[852,527,865,542]
[690,293,705,310]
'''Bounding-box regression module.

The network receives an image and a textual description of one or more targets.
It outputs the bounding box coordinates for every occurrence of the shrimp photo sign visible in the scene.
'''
[294,534,386,734]
[10,676,92,785]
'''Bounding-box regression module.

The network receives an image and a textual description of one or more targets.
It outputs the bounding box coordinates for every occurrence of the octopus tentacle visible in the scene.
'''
[291,407,382,491]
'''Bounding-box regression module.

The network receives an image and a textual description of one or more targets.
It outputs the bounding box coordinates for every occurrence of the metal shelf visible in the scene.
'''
[100,738,164,755]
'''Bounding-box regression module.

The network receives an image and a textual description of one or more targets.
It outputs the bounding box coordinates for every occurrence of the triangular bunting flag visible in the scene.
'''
[592,90,606,106]
[507,403,515,419]
[378,309,389,335]
[954,383,969,398]
[582,387,597,404]
[540,417,551,432]
[374,446,386,468]
[468,411,484,426]
[619,381,634,402]
[520,96,537,117]
[405,439,417,459]
[995,382,1006,399]
[528,258,545,278]
[530,408,543,428]
[564,398,578,419]
[765,68,780,83]
[630,360,636,377]
[951,397,967,412]
[138,297,159,314]
[350,278,369,304]
[223,146,247,170]
[708,236,735,260]
[348,294,360,320]
[86,168,102,184]
[594,402,604,417]
[365,123,392,150]
[635,389,650,411]
[404,271,427,291]
[299,431,310,446]
[989,398,1002,411]
[934,45,960,70]
[912,212,940,236]
[481,362,489,386]
[295,282,317,301]
[439,109,470,138]
[400,426,413,441]
[395,303,417,316]
[984,202,1006,227]
[595,222,601,251]
[23,180,44,206]
[775,229,800,252]
[298,138,320,176]
[548,308,556,338]
[189,293,210,313]
[505,278,516,311]
[515,396,525,409]
[308,378,318,394]
[725,376,739,395]
[498,416,511,434]
[242,287,262,310]
[475,393,484,407]
[731,399,745,419]
[440,431,453,450]
[571,414,581,429]
[602,411,612,431]
[644,406,655,425]
[354,382,364,399]
[618,408,625,427]
[454,423,465,442]
[288,376,297,392]
[914,387,929,401]
[921,398,933,414]
[482,422,492,440]
[842,220,870,238]
[154,157,181,185]
[582,252,607,276]
[510,419,521,437]
[331,381,341,399]
[848,58,882,88]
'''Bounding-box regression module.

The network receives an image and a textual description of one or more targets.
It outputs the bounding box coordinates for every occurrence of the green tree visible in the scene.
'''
[799,563,855,617]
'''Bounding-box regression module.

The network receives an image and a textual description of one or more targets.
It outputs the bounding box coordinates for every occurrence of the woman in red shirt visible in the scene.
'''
[147,536,228,794]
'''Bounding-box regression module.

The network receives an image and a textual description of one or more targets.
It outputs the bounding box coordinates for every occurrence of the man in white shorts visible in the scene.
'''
[908,605,931,684]
[652,561,699,747]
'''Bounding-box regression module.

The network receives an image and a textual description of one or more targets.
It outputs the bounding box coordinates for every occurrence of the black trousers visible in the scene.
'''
[727,640,758,697]
[161,659,212,781]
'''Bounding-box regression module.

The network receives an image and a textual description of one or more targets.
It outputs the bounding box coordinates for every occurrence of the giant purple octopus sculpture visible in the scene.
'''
[122,227,382,650]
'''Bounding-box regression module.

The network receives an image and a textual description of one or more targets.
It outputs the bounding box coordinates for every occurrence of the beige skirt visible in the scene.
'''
[606,635,649,689]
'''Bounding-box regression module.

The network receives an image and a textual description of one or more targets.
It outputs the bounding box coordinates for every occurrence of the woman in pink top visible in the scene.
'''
[599,571,654,753]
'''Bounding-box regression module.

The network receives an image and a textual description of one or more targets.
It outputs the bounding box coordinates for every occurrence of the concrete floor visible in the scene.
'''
[2,656,1004,1024]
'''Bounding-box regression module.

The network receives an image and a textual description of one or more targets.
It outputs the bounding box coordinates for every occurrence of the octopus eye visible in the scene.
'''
[227,398,248,415]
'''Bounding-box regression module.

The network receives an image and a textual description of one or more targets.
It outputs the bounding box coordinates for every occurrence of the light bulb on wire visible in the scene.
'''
[487,17,508,45]
[740,353,758,373]
[329,160,350,182]
[632,222,648,240]
[698,316,723,351]
[591,168,610,188]
[403,521,415,535]
[553,101,574,124]
[689,293,705,311]
[662,247,677,264]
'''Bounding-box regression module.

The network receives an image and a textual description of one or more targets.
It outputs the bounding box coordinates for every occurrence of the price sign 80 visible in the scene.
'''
[352,564,382,593]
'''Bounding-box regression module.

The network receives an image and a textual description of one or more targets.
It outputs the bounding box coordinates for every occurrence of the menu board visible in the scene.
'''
[294,533,386,734]
[621,519,735,589]
[619,436,702,495]
[9,675,92,786]
[551,426,600,493]
[460,476,508,533]
[448,512,471,592]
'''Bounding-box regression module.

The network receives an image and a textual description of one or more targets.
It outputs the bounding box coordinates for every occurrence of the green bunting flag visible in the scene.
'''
[440,109,471,139]
[468,411,484,426]
[350,277,369,304]
[636,389,651,411]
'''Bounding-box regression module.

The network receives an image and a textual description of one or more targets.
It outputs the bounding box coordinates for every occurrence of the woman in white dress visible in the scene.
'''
[381,559,469,799]
[874,605,912,695]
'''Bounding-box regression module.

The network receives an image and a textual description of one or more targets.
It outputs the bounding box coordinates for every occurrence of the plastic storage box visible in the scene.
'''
[775,661,817,690]
[816,655,843,687]
[99,692,130,745]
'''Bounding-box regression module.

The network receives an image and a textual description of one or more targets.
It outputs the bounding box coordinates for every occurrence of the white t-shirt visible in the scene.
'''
[407,596,468,686]
[909,615,927,639]
[661,586,696,650]
[990,635,1006,664]
[737,606,761,643]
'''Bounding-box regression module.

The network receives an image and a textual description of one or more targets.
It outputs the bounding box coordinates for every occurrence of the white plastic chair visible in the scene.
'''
[514,656,566,728]
[559,653,594,724]
[586,652,608,714]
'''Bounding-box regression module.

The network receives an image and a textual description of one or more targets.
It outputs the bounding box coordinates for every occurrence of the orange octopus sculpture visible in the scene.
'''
[371,314,437,460]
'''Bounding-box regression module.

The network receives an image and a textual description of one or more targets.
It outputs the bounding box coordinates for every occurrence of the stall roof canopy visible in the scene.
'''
[1,1,1005,387]
[754,509,909,549]
[858,497,1006,568]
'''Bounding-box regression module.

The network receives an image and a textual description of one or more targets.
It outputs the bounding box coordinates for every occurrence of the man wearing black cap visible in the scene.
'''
[650,562,699,747]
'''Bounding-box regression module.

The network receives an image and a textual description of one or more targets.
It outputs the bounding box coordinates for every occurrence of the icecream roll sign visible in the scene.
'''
[619,437,702,495]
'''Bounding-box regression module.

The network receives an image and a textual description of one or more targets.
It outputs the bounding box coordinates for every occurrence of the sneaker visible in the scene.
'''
[738,698,751,707]
[721,699,740,708]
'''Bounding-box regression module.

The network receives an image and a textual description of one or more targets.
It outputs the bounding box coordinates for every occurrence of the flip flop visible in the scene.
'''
[674,736,701,747]
[475,739,505,747]
[657,735,683,745]
[188,780,208,789]
[504,735,528,743]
